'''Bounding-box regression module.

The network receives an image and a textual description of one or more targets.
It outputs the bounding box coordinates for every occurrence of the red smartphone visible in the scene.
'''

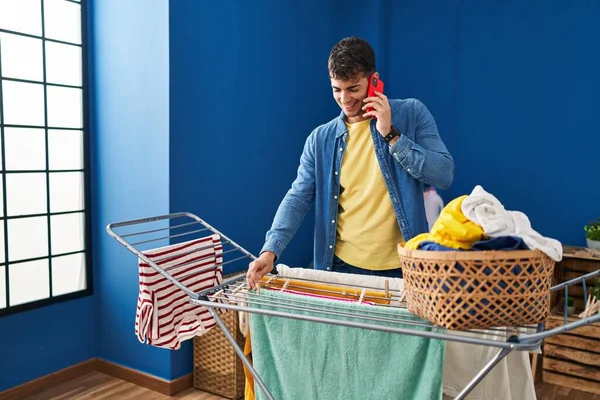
[366,74,384,115]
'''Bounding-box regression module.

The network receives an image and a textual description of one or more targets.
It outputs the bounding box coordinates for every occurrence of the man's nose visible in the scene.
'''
[340,91,350,104]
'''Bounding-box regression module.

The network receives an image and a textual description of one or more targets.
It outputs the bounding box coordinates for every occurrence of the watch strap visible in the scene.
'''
[383,126,400,143]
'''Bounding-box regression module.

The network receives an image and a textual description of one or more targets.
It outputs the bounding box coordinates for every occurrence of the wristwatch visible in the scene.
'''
[383,126,401,143]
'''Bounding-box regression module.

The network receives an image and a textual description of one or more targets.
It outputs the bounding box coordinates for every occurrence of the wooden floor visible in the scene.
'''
[18,370,600,400]
[21,372,226,400]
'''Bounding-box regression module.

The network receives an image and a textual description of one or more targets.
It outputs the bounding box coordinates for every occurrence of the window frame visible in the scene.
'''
[0,0,92,317]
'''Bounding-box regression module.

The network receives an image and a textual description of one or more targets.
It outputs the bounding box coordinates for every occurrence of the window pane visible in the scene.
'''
[0,266,5,308]
[2,80,45,126]
[4,128,46,170]
[0,33,43,81]
[0,183,3,218]
[50,172,83,213]
[52,252,85,296]
[8,216,48,261]
[51,212,84,255]
[6,173,46,216]
[9,259,49,306]
[44,0,81,44]
[47,86,82,128]
[48,129,83,170]
[45,41,81,86]
[0,221,4,262]
[0,0,42,36]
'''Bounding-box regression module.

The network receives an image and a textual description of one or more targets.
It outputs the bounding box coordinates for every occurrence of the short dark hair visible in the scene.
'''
[328,37,376,81]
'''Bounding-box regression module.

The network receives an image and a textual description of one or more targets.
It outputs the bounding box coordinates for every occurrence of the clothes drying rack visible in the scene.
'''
[106,212,600,400]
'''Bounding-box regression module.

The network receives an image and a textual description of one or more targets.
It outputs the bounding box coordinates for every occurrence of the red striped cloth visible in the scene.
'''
[135,234,223,350]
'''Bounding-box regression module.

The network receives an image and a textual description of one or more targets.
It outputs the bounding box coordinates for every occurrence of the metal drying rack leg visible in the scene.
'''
[453,346,513,400]
[205,306,275,400]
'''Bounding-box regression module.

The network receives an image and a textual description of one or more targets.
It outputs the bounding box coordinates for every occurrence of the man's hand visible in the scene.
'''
[362,91,393,138]
[247,251,276,289]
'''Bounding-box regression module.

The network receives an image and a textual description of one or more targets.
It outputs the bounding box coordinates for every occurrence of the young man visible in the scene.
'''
[247,37,454,288]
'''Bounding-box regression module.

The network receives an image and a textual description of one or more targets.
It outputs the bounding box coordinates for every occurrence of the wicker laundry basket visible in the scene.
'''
[193,308,245,399]
[397,244,556,330]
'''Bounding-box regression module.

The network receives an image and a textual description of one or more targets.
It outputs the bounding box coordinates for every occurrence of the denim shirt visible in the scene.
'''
[261,98,454,270]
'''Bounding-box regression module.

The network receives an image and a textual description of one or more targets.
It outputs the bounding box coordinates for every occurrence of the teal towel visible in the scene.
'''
[249,289,446,400]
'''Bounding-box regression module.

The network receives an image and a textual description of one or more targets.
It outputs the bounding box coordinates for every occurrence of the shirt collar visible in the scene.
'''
[334,109,375,138]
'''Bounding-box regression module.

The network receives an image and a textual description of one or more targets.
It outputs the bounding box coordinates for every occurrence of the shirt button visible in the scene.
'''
[339,147,343,151]
[407,168,411,172]
[327,267,331,271]
[334,195,338,199]
[331,220,335,224]
[394,153,397,156]
[329,245,333,249]
[335,171,338,175]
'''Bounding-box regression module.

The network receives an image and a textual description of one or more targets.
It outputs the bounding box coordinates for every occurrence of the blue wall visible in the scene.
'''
[389,0,600,247]
[169,0,339,273]
[90,0,173,380]
[0,297,95,390]
[334,0,391,82]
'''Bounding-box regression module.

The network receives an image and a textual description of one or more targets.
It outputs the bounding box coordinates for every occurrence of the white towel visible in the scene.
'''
[275,264,404,293]
[461,185,562,261]
[135,234,223,350]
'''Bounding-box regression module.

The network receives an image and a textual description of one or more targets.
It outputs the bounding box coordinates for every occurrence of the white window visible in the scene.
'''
[0,0,89,315]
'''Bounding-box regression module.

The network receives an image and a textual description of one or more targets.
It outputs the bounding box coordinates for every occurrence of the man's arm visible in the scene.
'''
[388,99,454,190]
[362,94,454,190]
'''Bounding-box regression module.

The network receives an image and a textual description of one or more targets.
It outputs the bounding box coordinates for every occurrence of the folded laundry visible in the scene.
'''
[417,236,529,252]
[461,185,562,261]
[405,195,486,250]
[406,185,562,262]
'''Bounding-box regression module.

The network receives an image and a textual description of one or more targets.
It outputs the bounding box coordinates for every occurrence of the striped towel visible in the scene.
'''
[135,234,223,350]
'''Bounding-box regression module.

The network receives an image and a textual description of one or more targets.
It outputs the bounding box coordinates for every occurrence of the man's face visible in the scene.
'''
[330,73,375,122]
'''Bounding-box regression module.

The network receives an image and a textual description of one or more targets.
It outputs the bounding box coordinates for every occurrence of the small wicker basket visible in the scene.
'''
[397,244,556,330]
[193,309,245,399]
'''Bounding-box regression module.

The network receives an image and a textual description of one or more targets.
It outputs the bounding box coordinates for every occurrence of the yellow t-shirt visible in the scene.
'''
[334,119,404,270]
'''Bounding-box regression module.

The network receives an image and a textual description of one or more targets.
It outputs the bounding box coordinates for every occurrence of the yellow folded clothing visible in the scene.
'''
[405,195,486,250]
[244,330,255,400]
